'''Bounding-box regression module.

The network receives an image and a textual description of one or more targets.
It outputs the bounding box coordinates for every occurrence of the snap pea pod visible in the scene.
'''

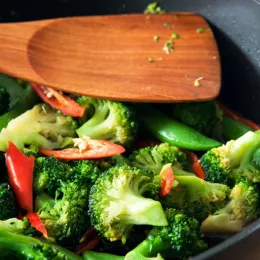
[0,83,39,131]
[83,251,124,260]
[136,105,222,151]
[221,116,253,140]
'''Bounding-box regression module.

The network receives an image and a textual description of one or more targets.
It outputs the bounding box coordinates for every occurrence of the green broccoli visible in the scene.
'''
[34,157,101,245]
[144,2,165,14]
[83,251,163,260]
[200,131,260,186]
[170,101,223,138]
[201,178,259,233]
[125,208,207,259]
[0,183,17,220]
[0,87,10,115]
[0,77,40,131]
[34,156,101,197]
[0,217,40,237]
[0,228,82,260]
[76,96,137,148]
[0,104,78,152]
[129,143,188,174]
[88,164,168,243]
[161,168,230,221]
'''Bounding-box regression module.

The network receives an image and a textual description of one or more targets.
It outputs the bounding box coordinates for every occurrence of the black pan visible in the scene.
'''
[1,0,260,259]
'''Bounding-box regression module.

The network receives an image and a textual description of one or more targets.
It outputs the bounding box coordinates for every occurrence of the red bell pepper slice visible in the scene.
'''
[39,139,125,160]
[25,212,48,238]
[159,163,174,197]
[5,142,35,212]
[179,148,205,179]
[30,83,85,117]
[217,101,260,130]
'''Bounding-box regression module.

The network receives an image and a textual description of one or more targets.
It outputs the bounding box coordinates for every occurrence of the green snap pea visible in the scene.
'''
[83,251,124,260]
[221,116,253,140]
[136,105,222,151]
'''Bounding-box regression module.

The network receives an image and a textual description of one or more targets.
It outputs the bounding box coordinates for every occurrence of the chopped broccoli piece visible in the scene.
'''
[0,104,77,152]
[201,178,259,233]
[144,2,165,14]
[200,131,260,185]
[0,217,40,237]
[0,87,10,115]
[34,157,100,244]
[34,156,101,197]
[89,164,168,243]
[0,228,82,260]
[0,183,17,220]
[125,208,207,259]
[83,251,124,260]
[161,168,230,221]
[171,101,223,138]
[129,143,188,174]
[76,96,137,148]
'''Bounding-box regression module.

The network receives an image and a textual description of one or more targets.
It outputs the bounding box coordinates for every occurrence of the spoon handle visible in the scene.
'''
[0,20,50,80]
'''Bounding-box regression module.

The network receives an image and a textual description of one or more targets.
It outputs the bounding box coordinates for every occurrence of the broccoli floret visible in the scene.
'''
[34,156,101,197]
[83,251,125,260]
[34,156,73,197]
[0,104,77,152]
[200,131,260,186]
[76,96,137,148]
[129,143,188,174]
[0,87,10,115]
[201,178,259,233]
[171,101,223,138]
[125,208,207,259]
[89,164,168,243]
[161,168,230,221]
[0,229,82,260]
[34,158,100,245]
[0,217,40,237]
[0,183,17,220]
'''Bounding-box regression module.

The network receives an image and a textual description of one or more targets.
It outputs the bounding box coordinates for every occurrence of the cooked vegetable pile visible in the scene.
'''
[0,73,260,260]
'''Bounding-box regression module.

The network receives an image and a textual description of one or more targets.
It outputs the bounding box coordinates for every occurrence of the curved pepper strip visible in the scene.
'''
[179,148,205,179]
[5,142,34,212]
[31,83,85,117]
[25,212,48,238]
[39,139,125,160]
[159,163,174,197]
[136,104,222,151]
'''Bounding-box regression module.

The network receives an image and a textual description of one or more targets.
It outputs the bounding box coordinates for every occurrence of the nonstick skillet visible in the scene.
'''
[0,0,260,259]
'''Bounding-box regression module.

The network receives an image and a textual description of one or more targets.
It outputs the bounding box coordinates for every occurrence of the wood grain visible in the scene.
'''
[0,13,221,102]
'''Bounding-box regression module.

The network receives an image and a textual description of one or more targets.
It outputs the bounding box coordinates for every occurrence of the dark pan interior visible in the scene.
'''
[1,0,260,259]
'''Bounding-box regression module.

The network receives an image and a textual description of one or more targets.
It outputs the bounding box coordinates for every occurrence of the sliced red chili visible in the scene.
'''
[5,142,34,212]
[39,139,125,160]
[217,101,260,130]
[179,148,206,179]
[31,83,85,117]
[159,164,174,197]
[25,212,48,238]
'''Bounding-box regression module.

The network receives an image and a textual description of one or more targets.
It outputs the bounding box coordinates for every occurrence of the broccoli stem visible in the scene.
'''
[119,191,168,227]
[129,237,171,257]
[0,229,82,260]
[83,251,124,260]
[0,84,39,131]
[77,104,109,138]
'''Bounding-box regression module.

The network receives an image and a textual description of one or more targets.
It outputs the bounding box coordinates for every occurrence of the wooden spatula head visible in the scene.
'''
[0,13,220,102]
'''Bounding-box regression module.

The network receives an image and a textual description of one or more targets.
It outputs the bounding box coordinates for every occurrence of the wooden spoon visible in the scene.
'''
[0,13,220,102]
